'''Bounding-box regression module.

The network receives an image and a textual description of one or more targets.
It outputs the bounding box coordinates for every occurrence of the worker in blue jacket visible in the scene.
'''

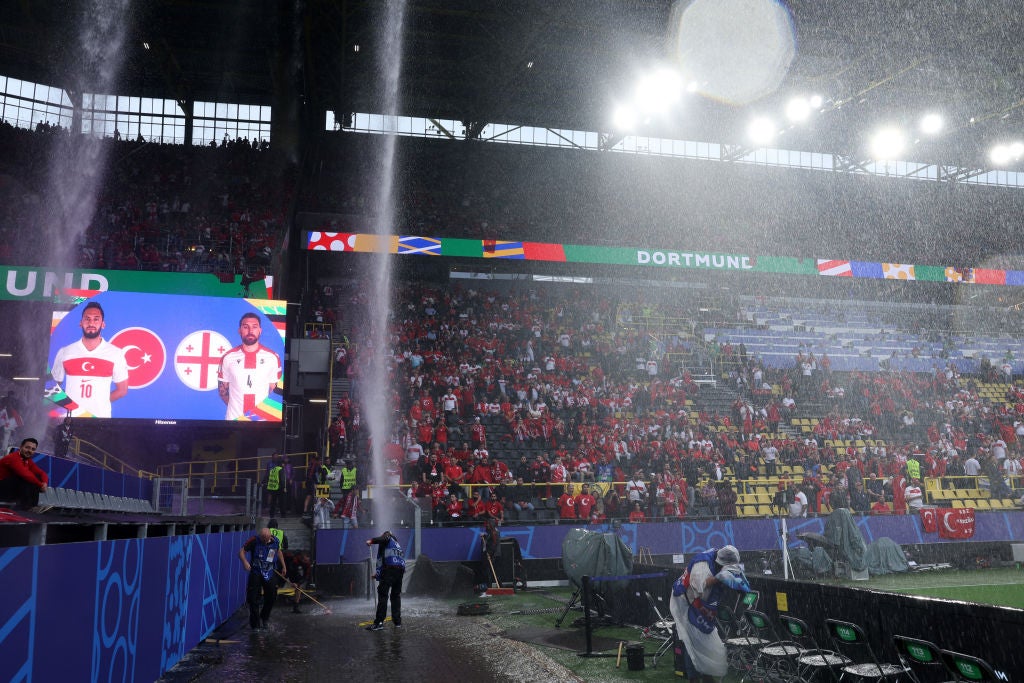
[365,530,406,630]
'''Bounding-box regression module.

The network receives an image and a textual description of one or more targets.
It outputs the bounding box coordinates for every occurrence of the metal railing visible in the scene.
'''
[156,451,319,494]
[70,437,158,479]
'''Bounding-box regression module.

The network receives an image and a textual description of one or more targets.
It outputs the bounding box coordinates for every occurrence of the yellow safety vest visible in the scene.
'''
[906,459,921,481]
[269,527,285,548]
[267,465,283,491]
[341,466,357,490]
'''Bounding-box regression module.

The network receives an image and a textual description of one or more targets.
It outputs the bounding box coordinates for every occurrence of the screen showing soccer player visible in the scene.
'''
[44,291,287,421]
[49,302,129,418]
[219,312,283,420]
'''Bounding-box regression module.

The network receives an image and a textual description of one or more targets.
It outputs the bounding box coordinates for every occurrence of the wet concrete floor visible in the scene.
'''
[160,592,581,683]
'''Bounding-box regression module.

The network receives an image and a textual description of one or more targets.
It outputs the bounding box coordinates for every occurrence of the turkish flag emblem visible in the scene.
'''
[920,508,938,533]
[111,327,167,388]
[938,508,975,539]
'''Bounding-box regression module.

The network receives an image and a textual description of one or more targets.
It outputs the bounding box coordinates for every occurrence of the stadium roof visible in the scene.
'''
[2,0,1024,169]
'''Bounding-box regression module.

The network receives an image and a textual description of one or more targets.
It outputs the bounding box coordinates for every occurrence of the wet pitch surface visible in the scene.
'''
[160,593,581,683]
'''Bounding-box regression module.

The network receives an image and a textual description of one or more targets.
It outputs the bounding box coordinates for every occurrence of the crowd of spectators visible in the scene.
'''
[0,120,293,278]
[317,278,1024,526]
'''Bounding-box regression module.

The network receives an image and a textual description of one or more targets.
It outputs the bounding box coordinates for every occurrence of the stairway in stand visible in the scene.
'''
[262,513,314,553]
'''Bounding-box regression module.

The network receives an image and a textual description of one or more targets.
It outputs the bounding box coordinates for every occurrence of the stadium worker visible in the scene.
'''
[218,312,282,420]
[51,302,129,417]
[239,527,287,630]
[365,531,406,630]
[265,454,286,518]
[283,548,312,613]
[0,438,47,510]
[670,545,751,682]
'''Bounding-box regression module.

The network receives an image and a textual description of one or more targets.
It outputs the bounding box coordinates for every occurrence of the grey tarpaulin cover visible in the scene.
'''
[823,507,868,572]
[792,545,834,576]
[561,529,633,589]
[864,537,910,575]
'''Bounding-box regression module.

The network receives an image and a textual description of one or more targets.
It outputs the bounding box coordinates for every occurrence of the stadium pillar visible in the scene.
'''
[178,99,193,146]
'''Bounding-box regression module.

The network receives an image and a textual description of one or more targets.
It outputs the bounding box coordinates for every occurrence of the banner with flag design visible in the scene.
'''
[307,231,1024,290]
[921,507,975,539]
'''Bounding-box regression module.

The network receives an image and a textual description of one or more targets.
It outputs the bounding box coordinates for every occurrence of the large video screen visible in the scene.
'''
[44,292,286,421]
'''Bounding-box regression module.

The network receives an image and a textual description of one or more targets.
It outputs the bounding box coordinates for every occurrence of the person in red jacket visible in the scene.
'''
[0,438,47,510]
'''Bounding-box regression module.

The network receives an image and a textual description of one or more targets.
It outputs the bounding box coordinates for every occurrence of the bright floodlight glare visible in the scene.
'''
[612,103,637,131]
[747,116,776,145]
[785,96,811,122]
[919,113,943,135]
[990,145,1011,165]
[870,127,906,160]
[635,68,683,114]
[1010,141,1024,158]
[671,0,796,105]
[808,94,823,109]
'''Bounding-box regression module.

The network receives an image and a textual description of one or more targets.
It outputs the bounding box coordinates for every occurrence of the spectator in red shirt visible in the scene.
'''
[575,483,596,521]
[470,455,494,499]
[0,438,47,510]
[485,497,504,525]
[443,493,464,521]
[557,488,577,520]
[628,501,646,523]
[467,489,487,520]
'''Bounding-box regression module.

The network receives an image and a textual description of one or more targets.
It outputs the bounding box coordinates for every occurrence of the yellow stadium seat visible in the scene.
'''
[988,499,1004,510]
[974,499,991,511]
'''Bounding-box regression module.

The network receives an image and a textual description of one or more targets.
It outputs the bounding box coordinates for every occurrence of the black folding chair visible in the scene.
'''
[779,614,850,682]
[892,635,954,682]
[642,591,676,668]
[939,649,1001,683]
[825,618,910,682]
[719,591,771,676]
[741,608,805,683]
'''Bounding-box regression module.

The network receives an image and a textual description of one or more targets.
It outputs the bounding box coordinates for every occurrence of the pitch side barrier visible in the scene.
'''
[0,529,252,682]
[315,511,1024,566]
[737,572,1019,679]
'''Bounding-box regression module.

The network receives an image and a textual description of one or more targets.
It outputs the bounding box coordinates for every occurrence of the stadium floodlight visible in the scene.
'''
[919,113,943,135]
[747,116,776,145]
[785,96,812,123]
[869,127,906,160]
[808,94,823,109]
[686,80,700,93]
[990,145,1010,165]
[612,103,637,132]
[989,143,1023,166]
[635,68,683,114]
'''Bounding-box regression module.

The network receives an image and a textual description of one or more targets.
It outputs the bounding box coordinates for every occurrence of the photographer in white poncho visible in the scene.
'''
[670,545,751,682]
